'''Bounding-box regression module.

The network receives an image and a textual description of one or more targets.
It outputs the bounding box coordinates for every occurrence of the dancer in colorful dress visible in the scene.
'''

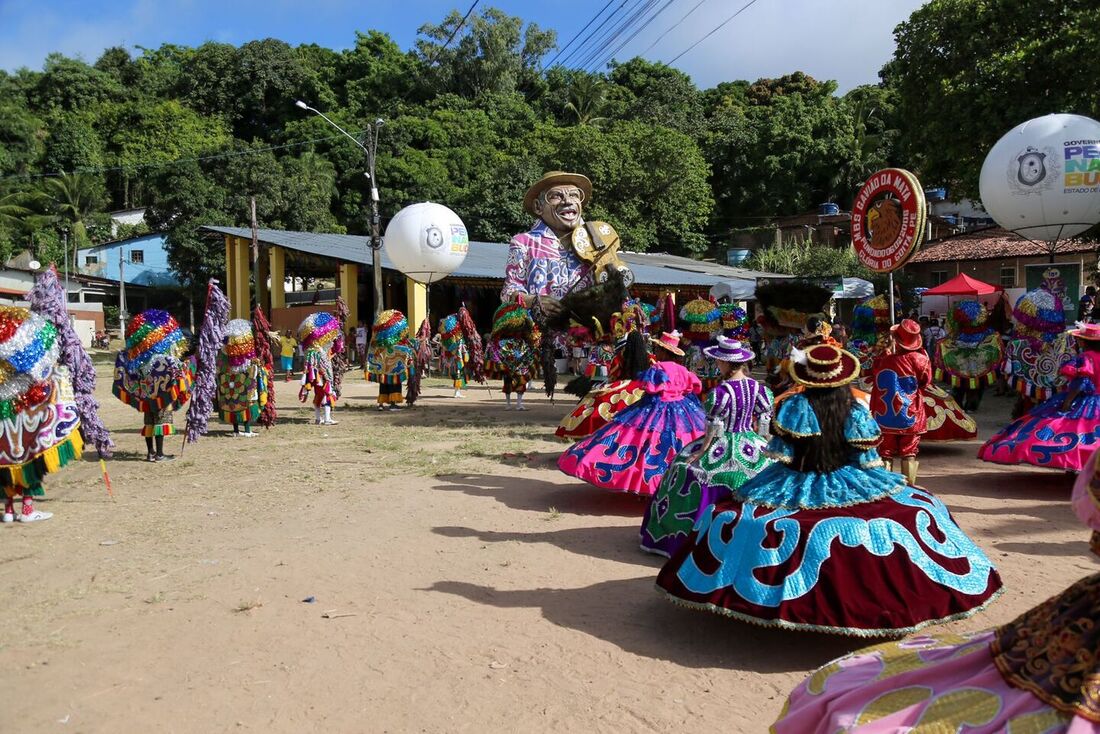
[558,331,707,495]
[936,300,1004,411]
[772,445,1100,732]
[366,309,415,411]
[0,305,87,523]
[852,294,976,443]
[486,302,538,411]
[979,322,1100,472]
[112,309,194,462]
[438,313,470,398]
[870,318,932,485]
[297,311,341,425]
[556,303,652,440]
[640,336,772,557]
[216,318,268,437]
[656,343,1002,635]
[1002,268,1076,416]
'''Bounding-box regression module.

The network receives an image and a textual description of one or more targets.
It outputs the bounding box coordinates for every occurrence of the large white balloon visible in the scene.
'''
[383,202,469,283]
[979,113,1100,241]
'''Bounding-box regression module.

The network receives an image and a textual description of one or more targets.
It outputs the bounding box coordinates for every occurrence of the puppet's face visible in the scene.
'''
[534,185,584,235]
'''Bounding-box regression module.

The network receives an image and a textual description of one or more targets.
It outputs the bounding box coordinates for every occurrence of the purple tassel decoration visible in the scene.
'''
[27,266,114,457]
[331,297,349,399]
[251,305,277,428]
[185,280,229,444]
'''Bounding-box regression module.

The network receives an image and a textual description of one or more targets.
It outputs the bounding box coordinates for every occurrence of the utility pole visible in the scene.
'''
[119,248,128,339]
[250,196,260,311]
[367,121,384,323]
[62,230,69,303]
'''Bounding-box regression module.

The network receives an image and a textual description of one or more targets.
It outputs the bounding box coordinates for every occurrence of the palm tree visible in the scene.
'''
[564,75,609,127]
[38,172,105,250]
[0,191,34,232]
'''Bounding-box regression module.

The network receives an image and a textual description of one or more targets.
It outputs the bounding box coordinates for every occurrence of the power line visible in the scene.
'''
[636,0,710,58]
[0,129,370,182]
[666,0,763,65]
[585,0,679,72]
[574,0,654,71]
[581,0,662,71]
[541,0,617,70]
[558,0,634,68]
[425,0,481,65]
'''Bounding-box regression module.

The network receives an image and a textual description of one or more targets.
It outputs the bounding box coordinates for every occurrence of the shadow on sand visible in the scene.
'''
[433,524,662,567]
[433,473,648,517]
[424,576,863,673]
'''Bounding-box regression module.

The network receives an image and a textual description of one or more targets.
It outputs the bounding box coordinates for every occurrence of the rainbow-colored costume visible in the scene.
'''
[298,312,340,410]
[367,309,415,407]
[438,314,470,390]
[112,309,194,438]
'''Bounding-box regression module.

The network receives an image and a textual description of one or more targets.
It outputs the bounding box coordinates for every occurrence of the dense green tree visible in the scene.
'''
[607,59,704,136]
[0,103,45,176]
[30,53,123,111]
[38,173,108,249]
[883,0,1100,198]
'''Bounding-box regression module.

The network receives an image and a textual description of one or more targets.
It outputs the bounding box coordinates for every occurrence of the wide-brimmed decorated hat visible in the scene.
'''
[122,309,187,374]
[789,344,861,388]
[891,318,923,351]
[1070,323,1100,341]
[523,171,593,216]
[703,336,754,363]
[679,297,721,344]
[491,302,533,337]
[371,309,409,348]
[649,330,685,357]
[298,311,340,350]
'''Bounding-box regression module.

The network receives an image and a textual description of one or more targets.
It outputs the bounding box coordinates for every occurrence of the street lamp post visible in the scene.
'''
[294,101,385,322]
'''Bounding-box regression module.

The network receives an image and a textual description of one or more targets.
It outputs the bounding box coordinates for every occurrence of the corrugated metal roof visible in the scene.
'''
[910,227,1097,264]
[201,225,782,287]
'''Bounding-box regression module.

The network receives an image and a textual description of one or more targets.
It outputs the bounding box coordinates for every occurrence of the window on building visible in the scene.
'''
[85,255,98,265]
[130,250,144,264]
[931,271,948,286]
[1000,267,1016,288]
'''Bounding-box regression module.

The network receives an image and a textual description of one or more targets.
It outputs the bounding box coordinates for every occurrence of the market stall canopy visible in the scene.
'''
[838,277,875,300]
[922,273,1003,296]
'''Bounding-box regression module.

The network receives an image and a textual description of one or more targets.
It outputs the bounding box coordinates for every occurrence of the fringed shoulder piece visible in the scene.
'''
[844,401,881,447]
[772,392,821,438]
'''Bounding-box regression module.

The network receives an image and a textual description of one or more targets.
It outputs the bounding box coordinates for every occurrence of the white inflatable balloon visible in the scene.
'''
[383,202,469,283]
[979,113,1100,241]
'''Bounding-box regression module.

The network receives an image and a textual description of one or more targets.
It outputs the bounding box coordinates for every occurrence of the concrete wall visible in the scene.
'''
[907,253,1096,296]
[78,233,180,288]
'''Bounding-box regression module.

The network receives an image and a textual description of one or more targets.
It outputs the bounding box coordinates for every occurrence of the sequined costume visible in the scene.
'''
[935,300,1004,411]
[438,314,470,390]
[112,309,194,439]
[640,375,773,557]
[771,445,1100,732]
[297,312,341,423]
[657,345,1002,635]
[0,305,84,523]
[216,319,268,429]
[366,310,415,408]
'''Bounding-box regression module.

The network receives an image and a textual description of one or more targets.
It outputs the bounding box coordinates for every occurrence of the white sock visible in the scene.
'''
[516,394,524,409]
[314,406,322,423]
[323,406,332,422]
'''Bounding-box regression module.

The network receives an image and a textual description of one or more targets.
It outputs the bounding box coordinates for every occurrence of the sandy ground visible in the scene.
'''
[0,366,1095,733]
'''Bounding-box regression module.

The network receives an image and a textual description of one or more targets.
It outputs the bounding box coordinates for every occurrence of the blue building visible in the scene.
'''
[77,232,182,288]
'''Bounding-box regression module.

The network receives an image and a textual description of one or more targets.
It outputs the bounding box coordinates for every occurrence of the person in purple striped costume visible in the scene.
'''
[641,336,773,557]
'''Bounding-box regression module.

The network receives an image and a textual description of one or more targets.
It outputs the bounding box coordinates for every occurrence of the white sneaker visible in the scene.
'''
[241,431,258,438]
[17,510,52,523]
[322,419,338,425]
[2,511,13,523]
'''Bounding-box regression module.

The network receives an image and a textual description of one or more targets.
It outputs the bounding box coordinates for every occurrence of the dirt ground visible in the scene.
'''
[0,366,1094,733]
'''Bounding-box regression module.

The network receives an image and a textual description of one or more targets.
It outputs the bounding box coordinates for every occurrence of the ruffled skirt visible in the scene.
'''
[923,383,978,442]
[557,393,707,495]
[555,380,646,441]
[640,430,770,557]
[656,481,1002,636]
[772,573,1100,732]
[978,391,1100,472]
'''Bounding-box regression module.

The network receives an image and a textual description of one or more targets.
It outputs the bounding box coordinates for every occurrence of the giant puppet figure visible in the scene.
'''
[502,172,634,397]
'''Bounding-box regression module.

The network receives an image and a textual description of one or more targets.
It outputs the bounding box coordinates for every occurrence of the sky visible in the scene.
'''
[0,0,927,92]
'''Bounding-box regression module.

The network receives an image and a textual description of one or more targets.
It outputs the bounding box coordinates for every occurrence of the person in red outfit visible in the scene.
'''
[870,318,933,484]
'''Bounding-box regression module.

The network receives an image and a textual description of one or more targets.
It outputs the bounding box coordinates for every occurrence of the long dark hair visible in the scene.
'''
[619,331,650,378]
[790,386,854,473]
